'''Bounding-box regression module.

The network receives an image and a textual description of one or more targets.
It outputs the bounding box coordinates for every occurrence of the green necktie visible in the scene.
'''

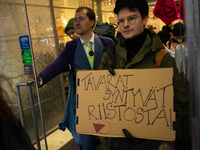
[83,42,94,69]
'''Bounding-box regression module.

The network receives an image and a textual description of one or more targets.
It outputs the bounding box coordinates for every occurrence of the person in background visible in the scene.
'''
[170,23,188,96]
[93,22,117,42]
[166,22,186,52]
[64,18,79,40]
[28,7,114,150]
[158,24,172,46]
[0,75,36,150]
[99,0,189,149]
[158,24,174,56]
[63,18,79,83]
[165,22,188,78]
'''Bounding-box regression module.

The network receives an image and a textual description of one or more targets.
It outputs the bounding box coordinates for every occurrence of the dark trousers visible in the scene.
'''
[79,134,96,150]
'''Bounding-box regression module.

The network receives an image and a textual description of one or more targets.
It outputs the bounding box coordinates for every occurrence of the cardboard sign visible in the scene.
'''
[76,68,175,141]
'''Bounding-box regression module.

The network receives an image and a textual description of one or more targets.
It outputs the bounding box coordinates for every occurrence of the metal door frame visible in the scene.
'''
[21,0,66,149]
[185,0,200,149]
[22,0,48,149]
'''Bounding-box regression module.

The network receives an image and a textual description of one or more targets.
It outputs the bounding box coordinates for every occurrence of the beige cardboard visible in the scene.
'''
[76,68,175,141]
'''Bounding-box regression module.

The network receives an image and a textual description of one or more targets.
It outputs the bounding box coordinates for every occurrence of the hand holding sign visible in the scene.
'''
[122,129,146,145]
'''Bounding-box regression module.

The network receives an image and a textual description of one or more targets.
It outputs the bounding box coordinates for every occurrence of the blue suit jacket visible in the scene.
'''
[39,34,114,85]
[39,34,114,146]
[74,34,106,71]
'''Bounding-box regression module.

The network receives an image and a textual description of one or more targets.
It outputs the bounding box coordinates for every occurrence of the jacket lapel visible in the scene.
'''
[76,38,91,69]
[93,34,104,70]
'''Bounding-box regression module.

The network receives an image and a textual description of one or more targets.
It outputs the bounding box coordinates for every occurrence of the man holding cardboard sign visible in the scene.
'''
[98,0,190,149]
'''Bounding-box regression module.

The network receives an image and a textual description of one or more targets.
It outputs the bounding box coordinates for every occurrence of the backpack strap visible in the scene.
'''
[153,49,168,68]
[106,45,116,75]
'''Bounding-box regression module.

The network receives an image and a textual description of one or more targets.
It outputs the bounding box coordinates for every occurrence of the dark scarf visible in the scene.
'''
[125,30,147,63]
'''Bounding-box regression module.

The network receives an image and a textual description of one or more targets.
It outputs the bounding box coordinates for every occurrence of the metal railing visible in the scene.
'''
[16,81,47,150]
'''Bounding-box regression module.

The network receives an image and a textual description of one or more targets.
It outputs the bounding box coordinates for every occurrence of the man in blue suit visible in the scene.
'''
[28,7,114,150]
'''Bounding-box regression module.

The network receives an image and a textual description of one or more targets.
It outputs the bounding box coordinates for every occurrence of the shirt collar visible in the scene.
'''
[80,33,94,44]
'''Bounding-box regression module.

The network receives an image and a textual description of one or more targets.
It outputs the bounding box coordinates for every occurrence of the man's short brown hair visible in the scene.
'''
[76,7,96,29]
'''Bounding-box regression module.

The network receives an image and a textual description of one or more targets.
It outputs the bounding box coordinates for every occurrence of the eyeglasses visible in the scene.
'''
[118,16,137,27]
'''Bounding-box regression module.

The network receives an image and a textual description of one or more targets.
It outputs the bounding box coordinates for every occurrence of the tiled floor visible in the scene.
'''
[34,127,106,150]
[34,127,73,150]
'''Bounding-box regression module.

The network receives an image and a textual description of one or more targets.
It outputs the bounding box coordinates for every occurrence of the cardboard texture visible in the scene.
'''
[76,68,176,141]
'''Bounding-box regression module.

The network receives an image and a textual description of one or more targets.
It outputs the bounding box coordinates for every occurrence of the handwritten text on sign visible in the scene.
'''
[76,69,175,141]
